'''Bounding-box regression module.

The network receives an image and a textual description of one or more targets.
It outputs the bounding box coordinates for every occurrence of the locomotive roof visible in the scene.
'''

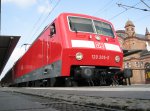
[0,35,20,75]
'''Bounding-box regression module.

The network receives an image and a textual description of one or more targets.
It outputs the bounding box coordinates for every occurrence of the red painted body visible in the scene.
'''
[12,13,123,83]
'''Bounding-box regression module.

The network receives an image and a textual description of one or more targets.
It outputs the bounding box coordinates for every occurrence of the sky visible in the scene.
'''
[0,0,150,80]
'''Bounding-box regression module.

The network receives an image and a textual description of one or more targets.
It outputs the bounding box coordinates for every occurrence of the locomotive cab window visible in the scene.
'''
[94,20,114,37]
[68,17,94,33]
[68,16,115,38]
[50,23,56,36]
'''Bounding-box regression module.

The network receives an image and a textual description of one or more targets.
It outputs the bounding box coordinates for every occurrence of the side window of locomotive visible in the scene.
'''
[68,17,94,33]
[94,20,114,38]
[50,23,56,36]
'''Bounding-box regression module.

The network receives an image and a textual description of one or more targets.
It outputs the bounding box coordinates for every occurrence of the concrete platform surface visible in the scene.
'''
[0,91,58,111]
[0,85,150,111]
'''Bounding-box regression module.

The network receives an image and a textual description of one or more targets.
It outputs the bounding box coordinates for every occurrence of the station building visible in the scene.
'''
[116,20,150,84]
[0,35,20,85]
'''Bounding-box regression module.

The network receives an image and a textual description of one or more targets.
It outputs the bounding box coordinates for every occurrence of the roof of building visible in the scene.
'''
[123,49,143,57]
[0,35,20,75]
[116,30,145,39]
[136,34,145,38]
[125,20,135,28]
[145,27,150,36]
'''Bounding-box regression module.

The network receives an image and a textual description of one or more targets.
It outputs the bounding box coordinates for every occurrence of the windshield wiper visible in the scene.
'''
[69,18,78,33]
[73,27,78,33]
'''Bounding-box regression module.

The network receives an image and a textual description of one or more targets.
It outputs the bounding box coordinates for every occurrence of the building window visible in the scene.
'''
[125,62,131,68]
[129,62,131,68]
[135,62,140,67]
[126,28,129,31]
[131,28,134,31]
[141,62,143,67]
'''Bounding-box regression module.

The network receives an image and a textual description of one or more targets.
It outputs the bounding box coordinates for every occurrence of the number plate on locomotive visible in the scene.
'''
[92,55,109,60]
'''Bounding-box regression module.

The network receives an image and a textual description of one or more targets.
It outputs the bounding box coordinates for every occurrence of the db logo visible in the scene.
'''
[95,42,105,49]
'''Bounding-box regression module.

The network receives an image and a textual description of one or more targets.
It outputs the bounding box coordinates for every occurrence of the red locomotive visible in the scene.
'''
[2,13,132,87]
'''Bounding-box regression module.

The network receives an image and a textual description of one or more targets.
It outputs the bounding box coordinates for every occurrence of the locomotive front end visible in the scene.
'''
[61,13,124,86]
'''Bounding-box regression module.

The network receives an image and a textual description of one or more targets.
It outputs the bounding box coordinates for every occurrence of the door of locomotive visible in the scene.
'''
[49,22,57,63]
[41,22,56,65]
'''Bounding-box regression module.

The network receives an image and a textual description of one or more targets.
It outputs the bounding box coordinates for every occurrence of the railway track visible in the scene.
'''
[1,87,150,111]
[4,91,125,111]
[38,96,124,111]
[11,91,125,111]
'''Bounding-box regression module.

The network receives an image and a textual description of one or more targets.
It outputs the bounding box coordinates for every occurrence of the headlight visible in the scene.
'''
[76,52,83,60]
[115,56,120,63]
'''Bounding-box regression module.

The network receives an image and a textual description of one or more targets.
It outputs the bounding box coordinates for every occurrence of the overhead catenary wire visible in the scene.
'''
[109,2,141,20]
[92,0,122,17]
[93,0,115,16]
[27,0,53,39]
[117,3,150,12]
[140,0,150,9]
[29,0,61,43]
